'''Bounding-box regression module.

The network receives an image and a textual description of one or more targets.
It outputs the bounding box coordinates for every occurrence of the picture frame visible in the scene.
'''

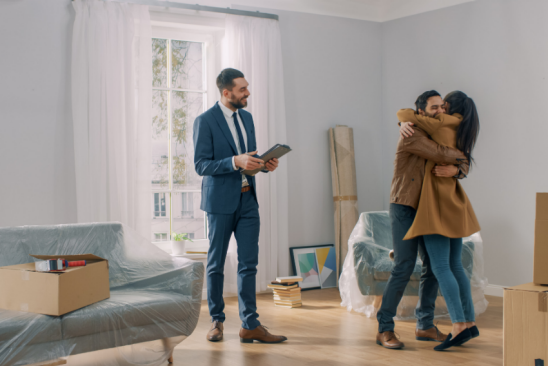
[290,244,337,290]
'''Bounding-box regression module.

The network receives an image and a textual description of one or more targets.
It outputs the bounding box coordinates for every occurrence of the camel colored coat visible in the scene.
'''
[396,109,480,240]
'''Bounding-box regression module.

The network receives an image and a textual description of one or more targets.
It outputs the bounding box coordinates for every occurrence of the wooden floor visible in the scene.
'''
[173,289,503,366]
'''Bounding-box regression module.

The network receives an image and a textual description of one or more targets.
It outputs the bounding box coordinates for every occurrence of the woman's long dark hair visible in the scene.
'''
[444,91,480,166]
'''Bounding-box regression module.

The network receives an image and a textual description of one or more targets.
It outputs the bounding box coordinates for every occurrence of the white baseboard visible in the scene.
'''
[485,284,504,297]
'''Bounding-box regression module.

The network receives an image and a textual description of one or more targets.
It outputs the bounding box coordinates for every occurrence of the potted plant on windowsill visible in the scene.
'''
[171,232,193,256]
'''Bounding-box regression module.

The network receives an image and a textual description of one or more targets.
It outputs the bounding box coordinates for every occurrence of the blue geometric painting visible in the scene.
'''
[315,246,337,288]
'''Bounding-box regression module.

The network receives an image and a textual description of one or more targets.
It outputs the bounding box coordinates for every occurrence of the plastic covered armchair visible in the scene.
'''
[339,211,488,319]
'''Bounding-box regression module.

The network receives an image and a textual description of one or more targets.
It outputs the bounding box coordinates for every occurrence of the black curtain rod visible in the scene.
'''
[72,0,279,20]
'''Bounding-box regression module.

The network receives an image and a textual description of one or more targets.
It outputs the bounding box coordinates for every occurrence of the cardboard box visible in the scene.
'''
[534,193,548,285]
[504,283,548,365]
[0,254,110,316]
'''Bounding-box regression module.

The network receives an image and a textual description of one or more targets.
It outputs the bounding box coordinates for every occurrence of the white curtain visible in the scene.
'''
[71,0,152,239]
[222,15,290,293]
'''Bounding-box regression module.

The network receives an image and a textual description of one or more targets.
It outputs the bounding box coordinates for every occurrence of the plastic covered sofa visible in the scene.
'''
[0,222,204,366]
[340,211,488,319]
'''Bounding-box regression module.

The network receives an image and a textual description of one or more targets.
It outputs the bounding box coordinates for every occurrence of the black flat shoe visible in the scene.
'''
[455,325,480,346]
[469,325,480,339]
[434,329,472,351]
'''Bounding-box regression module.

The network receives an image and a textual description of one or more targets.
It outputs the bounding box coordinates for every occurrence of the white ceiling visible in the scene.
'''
[181,0,475,22]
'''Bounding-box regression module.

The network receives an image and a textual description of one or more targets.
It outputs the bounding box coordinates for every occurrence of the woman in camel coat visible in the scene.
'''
[396,91,480,351]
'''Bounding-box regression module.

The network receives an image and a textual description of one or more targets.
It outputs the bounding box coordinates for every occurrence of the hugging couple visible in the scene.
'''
[376,90,481,352]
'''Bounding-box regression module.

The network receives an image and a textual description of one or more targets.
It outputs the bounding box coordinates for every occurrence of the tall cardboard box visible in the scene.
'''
[534,193,548,285]
[504,283,548,365]
[0,254,110,316]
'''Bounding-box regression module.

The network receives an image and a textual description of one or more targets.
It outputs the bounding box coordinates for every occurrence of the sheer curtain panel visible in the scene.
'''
[222,15,290,292]
[71,0,152,239]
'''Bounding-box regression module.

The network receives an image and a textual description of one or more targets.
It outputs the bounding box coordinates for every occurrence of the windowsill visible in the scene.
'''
[152,238,209,255]
[171,253,207,260]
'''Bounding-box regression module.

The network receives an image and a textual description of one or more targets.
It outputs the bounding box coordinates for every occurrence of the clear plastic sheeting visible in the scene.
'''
[0,222,204,366]
[339,211,488,319]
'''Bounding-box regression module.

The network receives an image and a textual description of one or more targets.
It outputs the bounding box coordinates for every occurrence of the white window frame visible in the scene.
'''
[151,14,223,246]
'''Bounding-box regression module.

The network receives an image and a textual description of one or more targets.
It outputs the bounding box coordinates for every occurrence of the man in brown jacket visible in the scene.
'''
[376,90,469,349]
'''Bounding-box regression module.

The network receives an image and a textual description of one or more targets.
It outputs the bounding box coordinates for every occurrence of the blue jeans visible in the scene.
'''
[206,189,261,330]
[423,234,475,324]
[377,204,439,332]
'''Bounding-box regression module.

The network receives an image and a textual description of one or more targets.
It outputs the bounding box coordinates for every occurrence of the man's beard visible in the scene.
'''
[229,97,248,109]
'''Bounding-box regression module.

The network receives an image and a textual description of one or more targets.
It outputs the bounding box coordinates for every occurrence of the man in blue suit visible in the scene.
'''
[193,68,287,344]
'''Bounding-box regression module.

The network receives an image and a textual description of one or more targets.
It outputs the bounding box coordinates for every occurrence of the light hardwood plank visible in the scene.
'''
[172,289,502,365]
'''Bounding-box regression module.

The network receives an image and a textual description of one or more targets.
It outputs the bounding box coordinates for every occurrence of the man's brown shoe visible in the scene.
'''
[415,326,448,342]
[207,321,224,342]
[376,331,404,349]
[239,325,287,344]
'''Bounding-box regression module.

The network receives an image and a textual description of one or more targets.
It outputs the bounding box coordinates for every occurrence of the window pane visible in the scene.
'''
[152,38,167,88]
[172,192,205,240]
[152,90,169,189]
[171,40,203,90]
[151,192,171,242]
[171,91,203,190]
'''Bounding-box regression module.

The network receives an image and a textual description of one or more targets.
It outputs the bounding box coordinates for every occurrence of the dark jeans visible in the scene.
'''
[377,203,439,333]
[423,235,475,323]
[206,189,261,330]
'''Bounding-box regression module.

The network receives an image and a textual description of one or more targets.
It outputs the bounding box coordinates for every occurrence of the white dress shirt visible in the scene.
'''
[218,101,249,187]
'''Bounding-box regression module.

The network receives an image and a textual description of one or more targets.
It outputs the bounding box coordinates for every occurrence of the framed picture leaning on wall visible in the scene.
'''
[290,244,337,290]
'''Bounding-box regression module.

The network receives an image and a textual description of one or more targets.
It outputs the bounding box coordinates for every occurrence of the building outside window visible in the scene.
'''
[181,192,194,219]
[154,233,169,241]
[153,193,167,217]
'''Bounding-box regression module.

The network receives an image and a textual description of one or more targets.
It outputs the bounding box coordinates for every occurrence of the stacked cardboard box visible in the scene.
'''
[534,193,548,285]
[267,276,303,308]
[503,193,548,365]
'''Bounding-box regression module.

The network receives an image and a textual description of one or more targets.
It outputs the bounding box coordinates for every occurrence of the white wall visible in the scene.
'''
[5,0,534,289]
[240,8,385,252]
[381,0,548,287]
[0,0,77,227]
[0,2,385,269]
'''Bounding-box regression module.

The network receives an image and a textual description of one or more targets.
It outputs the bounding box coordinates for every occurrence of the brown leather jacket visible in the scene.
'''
[390,127,469,210]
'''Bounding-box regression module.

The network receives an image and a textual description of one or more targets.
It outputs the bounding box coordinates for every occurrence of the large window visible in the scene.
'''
[151,37,207,242]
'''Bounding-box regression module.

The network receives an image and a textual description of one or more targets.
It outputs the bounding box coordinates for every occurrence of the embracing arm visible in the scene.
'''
[456,161,469,179]
[397,109,443,136]
[401,127,469,180]
[193,116,235,176]
[401,127,467,166]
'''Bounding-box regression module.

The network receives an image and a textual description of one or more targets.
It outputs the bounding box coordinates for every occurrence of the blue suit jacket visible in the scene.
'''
[193,102,261,214]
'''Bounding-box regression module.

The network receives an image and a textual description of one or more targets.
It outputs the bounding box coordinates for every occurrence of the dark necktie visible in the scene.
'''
[232,112,247,153]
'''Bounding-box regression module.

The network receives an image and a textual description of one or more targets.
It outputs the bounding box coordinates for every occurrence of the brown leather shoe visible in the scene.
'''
[376,331,404,349]
[207,321,224,342]
[415,326,448,342]
[239,325,287,344]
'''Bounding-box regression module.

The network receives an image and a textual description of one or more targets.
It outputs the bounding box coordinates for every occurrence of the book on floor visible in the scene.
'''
[274,295,300,300]
[267,284,299,290]
[272,287,301,294]
[274,301,302,305]
[270,281,297,286]
[274,276,303,283]
[274,300,302,304]
[275,303,302,308]
[273,292,301,297]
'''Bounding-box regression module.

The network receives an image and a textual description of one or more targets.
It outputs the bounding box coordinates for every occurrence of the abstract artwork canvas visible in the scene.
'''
[315,246,337,288]
[290,245,336,290]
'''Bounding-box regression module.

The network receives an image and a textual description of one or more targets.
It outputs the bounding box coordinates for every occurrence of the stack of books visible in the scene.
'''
[267,276,303,308]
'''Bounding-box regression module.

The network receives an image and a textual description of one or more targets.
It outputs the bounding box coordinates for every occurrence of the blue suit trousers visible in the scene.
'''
[206,189,261,330]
